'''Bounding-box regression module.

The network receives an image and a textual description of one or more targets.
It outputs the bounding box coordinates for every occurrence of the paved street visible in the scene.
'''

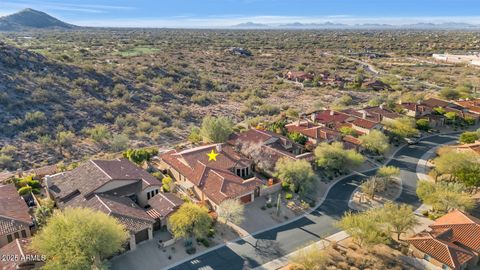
[162,134,459,270]
[109,134,458,270]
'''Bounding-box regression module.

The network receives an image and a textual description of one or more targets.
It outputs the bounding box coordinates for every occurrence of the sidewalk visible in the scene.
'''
[252,133,461,270]
[252,231,350,270]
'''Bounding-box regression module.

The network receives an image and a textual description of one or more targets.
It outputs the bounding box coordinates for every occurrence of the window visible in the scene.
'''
[147,193,151,200]
[423,254,431,261]
[7,234,12,243]
[21,230,26,238]
[14,232,19,239]
[155,189,159,195]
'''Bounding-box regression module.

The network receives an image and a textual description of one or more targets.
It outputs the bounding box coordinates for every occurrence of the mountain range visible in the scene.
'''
[232,21,480,30]
[1,8,480,31]
[0,8,76,31]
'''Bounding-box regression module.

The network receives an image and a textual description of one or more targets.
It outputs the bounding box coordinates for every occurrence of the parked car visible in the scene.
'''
[405,137,419,145]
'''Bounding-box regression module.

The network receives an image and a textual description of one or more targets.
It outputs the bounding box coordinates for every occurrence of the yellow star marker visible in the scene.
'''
[207,149,219,161]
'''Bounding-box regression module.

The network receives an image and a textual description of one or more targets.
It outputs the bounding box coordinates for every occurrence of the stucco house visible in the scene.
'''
[228,128,314,172]
[45,159,168,250]
[406,210,480,270]
[0,184,34,248]
[156,144,264,209]
[285,120,342,145]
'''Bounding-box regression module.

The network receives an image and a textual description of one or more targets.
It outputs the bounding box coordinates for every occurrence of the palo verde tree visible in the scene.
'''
[359,130,390,154]
[274,158,318,197]
[336,211,389,248]
[416,181,475,213]
[314,142,365,175]
[32,207,129,270]
[169,203,212,240]
[379,202,418,240]
[199,115,234,143]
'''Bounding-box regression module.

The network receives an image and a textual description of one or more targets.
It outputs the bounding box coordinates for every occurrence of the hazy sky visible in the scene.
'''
[2,0,480,27]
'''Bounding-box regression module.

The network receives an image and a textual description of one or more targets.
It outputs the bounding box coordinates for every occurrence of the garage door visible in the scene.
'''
[135,229,149,244]
[240,194,252,204]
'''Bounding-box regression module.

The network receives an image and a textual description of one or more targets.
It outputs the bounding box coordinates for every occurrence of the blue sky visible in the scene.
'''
[2,0,480,27]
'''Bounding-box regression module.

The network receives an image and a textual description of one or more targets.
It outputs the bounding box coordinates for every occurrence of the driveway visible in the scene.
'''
[112,134,459,270]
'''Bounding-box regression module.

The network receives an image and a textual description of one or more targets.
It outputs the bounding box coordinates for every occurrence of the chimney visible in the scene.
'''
[216,144,222,153]
[330,110,334,116]
[296,119,301,127]
[362,111,367,119]
[311,113,317,122]
[398,99,402,105]
[379,104,384,110]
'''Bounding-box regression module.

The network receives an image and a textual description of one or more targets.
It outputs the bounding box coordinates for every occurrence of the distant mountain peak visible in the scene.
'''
[0,8,77,31]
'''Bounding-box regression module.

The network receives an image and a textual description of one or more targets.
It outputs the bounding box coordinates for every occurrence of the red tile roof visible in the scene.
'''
[0,185,32,237]
[423,98,451,108]
[351,117,379,129]
[82,194,154,233]
[407,210,480,269]
[147,193,184,219]
[456,99,480,114]
[160,144,263,205]
[285,122,341,142]
[48,159,161,204]
[314,110,351,124]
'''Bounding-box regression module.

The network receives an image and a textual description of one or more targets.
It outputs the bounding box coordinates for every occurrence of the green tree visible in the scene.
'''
[432,107,446,115]
[417,181,475,213]
[382,117,419,139]
[336,211,389,248]
[339,126,358,137]
[34,198,56,227]
[123,147,159,165]
[188,127,203,144]
[377,166,400,185]
[287,132,307,145]
[314,142,365,174]
[161,176,174,192]
[14,174,41,195]
[217,199,245,225]
[31,208,129,270]
[379,202,418,240]
[416,119,430,131]
[445,112,458,125]
[274,158,318,197]
[459,131,479,144]
[169,203,212,240]
[199,116,234,143]
[434,147,480,185]
[359,130,390,154]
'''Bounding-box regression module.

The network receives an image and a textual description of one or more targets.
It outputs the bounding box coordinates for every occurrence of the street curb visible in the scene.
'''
[161,132,462,270]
